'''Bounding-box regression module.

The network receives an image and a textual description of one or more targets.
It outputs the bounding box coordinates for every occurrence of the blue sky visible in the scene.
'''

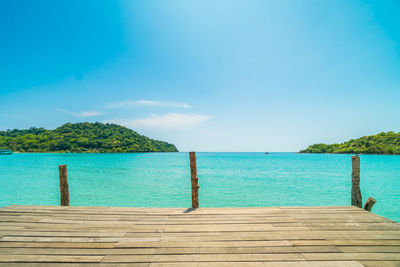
[1,0,399,151]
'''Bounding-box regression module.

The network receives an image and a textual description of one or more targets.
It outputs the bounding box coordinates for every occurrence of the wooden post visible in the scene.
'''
[189,152,199,209]
[364,197,377,211]
[351,155,362,208]
[59,164,70,206]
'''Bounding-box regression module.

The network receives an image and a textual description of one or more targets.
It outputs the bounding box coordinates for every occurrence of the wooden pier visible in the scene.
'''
[0,205,399,266]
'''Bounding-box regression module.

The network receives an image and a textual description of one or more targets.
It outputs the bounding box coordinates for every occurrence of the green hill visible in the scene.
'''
[0,122,178,153]
[300,131,400,154]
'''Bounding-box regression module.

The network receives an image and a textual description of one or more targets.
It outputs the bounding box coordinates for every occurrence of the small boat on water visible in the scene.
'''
[265,152,269,154]
[0,149,13,155]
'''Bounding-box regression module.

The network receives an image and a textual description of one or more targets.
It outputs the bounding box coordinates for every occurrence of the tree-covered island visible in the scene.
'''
[0,122,178,153]
[300,131,400,154]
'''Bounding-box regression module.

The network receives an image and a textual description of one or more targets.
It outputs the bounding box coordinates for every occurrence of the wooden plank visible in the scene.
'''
[149,262,364,267]
[0,225,134,233]
[38,219,136,225]
[0,242,118,248]
[302,253,400,261]
[0,263,365,267]
[116,240,293,248]
[2,264,150,267]
[4,205,184,212]
[0,231,127,237]
[0,221,135,228]
[324,233,400,240]
[1,236,160,243]
[164,224,275,232]
[290,240,333,246]
[0,254,103,263]
[159,232,327,241]
[360,261,400,267]
[156,246,340,254]
[329,240,400,246]
[102,253,306,263]
[0,248,156,255]
[0,236,123,243]
[338,246,400,253]
[305,222,400,230]
[160,219,298,224]
[0,246,341,255]
[279,206,360,210]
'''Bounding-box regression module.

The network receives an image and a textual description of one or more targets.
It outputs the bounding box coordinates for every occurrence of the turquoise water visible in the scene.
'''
[0,152,399,222]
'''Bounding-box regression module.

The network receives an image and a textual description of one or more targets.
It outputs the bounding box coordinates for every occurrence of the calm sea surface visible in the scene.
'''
[0,152,399,222]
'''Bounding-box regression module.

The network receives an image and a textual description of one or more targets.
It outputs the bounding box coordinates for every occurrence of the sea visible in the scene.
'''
[0,152,399,222]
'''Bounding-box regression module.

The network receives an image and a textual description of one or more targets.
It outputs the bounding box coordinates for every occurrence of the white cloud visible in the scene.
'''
[106,113,210,130]
[105,99,191,109]
[55,108,104,117]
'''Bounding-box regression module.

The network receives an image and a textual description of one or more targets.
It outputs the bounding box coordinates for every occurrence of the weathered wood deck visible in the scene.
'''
[0,205,399,266]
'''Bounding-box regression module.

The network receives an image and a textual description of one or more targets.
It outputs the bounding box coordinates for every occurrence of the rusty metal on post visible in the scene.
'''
[189,152,199,209]
[351,155,362,208]
[59,164,70,206]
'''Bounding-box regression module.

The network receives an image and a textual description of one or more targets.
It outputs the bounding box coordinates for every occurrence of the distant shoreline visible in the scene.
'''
[299,152,400,155]
[0,122,178,153]
[8,151,400,155]
[300,131,400,155]
[11,151,178,154]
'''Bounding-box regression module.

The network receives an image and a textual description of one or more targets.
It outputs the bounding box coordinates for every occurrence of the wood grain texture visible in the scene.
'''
[0,205,398,265]
[364,197,377,211]
[58,165,70,206]
[351,155,362,208]
[189,152,199,208]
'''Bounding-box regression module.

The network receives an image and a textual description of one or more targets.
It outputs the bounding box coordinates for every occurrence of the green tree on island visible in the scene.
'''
[300,131,400,154]
[0,122,178,153]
